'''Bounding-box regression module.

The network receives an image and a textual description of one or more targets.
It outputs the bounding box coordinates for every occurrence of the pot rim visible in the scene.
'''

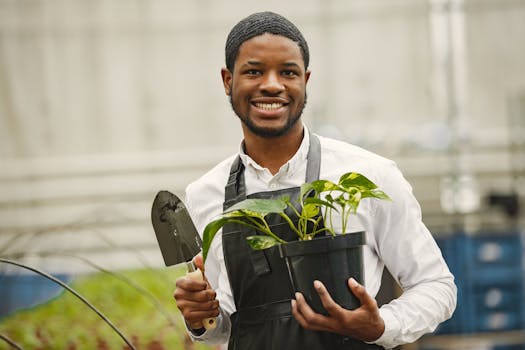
[279,231,365,257]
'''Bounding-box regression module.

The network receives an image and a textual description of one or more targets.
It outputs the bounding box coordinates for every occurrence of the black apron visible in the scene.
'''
[222,133,384,350]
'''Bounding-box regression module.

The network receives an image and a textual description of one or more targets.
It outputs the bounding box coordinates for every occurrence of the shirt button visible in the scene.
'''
[269,183,277,189]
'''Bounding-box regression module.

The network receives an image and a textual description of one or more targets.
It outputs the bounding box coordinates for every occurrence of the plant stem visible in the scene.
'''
[230,218,286,244]
[245,216,272,234]
[341,207,348,234]
[328,207,334,234]
[287,201,302,220]
[277,212,303,239]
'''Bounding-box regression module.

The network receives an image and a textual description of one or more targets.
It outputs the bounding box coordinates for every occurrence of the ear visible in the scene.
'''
[305,70,311,85]
[221,68,232,96]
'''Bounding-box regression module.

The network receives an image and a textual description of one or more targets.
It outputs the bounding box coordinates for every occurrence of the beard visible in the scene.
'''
[229,93,308,138]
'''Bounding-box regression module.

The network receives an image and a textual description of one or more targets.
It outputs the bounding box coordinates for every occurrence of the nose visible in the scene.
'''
[260,71,284,94]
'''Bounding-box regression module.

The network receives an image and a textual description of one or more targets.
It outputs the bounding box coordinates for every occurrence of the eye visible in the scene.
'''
[245,69,262,76]
[282,70,299,77]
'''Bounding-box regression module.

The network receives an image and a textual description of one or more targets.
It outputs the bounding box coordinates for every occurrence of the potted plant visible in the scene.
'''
[202,172,390,314]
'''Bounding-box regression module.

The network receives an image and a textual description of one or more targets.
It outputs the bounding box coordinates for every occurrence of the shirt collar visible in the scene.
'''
[238,124,310,178]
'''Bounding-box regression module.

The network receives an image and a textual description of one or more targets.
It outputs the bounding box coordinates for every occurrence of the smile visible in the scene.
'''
[254,102,284,111]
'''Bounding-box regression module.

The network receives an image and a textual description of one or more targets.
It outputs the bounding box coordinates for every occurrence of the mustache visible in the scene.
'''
[228,93,308,111]
[228,92,308,138]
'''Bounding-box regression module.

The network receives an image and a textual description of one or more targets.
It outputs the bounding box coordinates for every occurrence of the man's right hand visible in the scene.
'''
[174,254,220,330]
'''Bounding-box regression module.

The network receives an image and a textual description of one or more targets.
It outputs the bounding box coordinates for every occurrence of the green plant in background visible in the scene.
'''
[0,268,218,350]
[202,172,391,261]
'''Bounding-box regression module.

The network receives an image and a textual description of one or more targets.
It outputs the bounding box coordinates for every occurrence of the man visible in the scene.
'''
[174,11,456,350]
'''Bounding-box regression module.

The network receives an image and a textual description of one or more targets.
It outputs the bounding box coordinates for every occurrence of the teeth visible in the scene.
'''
[255,103,283,111]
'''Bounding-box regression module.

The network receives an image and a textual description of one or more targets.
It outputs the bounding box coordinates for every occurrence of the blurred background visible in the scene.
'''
[0,0,524,349]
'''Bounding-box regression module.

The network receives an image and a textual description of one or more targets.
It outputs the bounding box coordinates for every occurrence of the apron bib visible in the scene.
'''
[222,133,383,350]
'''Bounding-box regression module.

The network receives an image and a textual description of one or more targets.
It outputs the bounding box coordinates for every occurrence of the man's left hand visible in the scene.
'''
[291,278,385,342]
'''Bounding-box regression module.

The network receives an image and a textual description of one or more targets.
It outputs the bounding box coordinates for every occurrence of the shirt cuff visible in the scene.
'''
[188,325,206,336]
[367,307,401,349]
[186,312,223,341]
[185,308,230,344]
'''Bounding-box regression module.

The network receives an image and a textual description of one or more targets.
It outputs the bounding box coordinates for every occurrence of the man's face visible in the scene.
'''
[221,33,311,138]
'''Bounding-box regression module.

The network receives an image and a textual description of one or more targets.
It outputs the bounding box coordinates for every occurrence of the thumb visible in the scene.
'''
[193,253,204,272]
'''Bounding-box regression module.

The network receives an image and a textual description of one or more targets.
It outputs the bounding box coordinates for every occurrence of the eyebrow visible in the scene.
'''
[282,62,301,69]
[242,60,302,68]
[243,60,263,67]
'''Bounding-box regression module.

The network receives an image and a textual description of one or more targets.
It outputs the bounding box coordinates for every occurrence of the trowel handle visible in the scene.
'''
[186,269,217,330]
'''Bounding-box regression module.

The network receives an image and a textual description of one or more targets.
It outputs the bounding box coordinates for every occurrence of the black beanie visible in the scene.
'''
[225,11,310,71]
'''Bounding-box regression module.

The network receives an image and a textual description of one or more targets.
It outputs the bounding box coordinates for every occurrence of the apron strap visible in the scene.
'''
[305,131,321,183]
[224,156,246,211]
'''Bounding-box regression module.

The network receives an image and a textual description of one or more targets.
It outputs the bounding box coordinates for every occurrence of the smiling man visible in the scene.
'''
[173,11,456,350]
[223,32,309,137]
[221,30,311,175]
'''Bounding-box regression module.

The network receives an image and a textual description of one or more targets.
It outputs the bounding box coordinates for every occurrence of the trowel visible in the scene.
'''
[151,190,216,330]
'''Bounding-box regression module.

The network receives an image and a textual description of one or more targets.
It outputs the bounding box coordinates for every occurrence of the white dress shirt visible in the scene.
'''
[184,127,457,349]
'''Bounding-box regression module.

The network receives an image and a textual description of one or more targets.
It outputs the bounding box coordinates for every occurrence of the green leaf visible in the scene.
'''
[302,202,320,218]
[235,209,265,219]
[246,235,280,250]
[339,172,378,190]
[333,194,350,206]
[224,198,287,215]
[300,182,315,199]
[361,189,392,201]
[202,217,230,261]
[202,197,288,261]
[373,189,392,201]
[222,210,253,218]
[310,179,339,192]
[304,197,338,211]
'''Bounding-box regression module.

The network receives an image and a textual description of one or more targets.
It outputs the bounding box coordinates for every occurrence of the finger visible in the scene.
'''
[291,298,308,327]
[293,292,332,332]
[185,307,220,319]
[175,276,208,292]
[175,297,219,311]
[193,254,204,271]
[292,293,315,329]
[313,280,344,317]
[174,282,216,304]
[348,278,378,310]
[191,256,212,286]
[189,321,204,330]
[185,308,220,327]
[175,295,220,323]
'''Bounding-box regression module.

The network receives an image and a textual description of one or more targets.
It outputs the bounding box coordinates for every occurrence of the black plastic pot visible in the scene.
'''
[279,232,365,315]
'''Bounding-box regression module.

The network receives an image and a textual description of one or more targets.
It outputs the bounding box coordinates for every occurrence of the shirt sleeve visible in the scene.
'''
[185,307,231,345]
[371,162,457,349]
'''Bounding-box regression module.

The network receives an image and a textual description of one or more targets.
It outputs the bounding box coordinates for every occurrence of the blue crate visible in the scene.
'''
[473,285,524,311]
[433,233,469,334]
[0,273,70,318]
[465,232,524,333]
[467,266,524,286]
[433,231,525,334]
[472,309,524,332]
[493,345,525,350]
[465,233,522,268]
[435,233,466,282]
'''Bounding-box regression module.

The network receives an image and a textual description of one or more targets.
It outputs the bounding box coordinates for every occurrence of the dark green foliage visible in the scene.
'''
[0,268,217,350]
